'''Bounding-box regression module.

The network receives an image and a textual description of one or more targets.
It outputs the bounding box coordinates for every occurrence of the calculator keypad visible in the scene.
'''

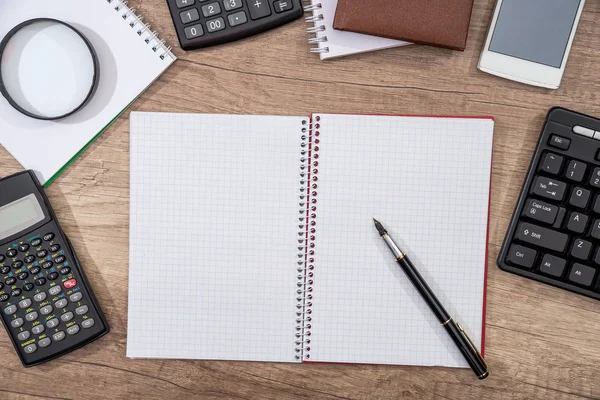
[167,0,302,49]
[0,222,106,365]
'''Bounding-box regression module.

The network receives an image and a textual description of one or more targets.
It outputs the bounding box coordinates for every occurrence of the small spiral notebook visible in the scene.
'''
[304,0,411,60]
[127,112,494,367]
[0,0,175,185]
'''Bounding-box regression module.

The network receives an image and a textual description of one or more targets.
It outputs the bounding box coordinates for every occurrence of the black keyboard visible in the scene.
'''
[499,107,600,300]
[166,0,303,50]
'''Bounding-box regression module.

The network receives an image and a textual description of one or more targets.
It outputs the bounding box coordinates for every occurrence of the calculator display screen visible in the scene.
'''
[0,194,45,241]
[489,0,581,68]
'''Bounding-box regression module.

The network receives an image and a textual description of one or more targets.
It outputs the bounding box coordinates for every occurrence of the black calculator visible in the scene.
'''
[166,0,303,50]
[0,171,108,366]
[499,107,600,301]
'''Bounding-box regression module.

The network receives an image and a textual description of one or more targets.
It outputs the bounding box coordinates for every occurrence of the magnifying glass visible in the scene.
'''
[0,18,99,120]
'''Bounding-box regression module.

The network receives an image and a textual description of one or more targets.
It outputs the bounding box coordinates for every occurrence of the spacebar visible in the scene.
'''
[516,222,569,252]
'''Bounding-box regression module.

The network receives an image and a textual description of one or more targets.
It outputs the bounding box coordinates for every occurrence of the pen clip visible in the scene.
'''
[456,322,487,370]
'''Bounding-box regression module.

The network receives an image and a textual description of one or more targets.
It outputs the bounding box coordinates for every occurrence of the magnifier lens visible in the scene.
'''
[0,19,98,120]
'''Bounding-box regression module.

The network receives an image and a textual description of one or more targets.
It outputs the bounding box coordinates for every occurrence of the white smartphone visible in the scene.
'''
[478,0,585,89]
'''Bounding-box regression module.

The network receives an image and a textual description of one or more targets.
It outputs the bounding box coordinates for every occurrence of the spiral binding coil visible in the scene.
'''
[303,1,329,54]
[106,0,174,60]
[294,117,320,360]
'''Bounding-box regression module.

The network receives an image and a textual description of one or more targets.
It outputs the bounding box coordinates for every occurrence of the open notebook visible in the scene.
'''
[127,112,494,367]
[305,0,410,60]
[0,0,175,185]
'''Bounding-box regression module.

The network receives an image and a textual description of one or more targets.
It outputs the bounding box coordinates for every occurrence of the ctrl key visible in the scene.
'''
[506,244,537,269]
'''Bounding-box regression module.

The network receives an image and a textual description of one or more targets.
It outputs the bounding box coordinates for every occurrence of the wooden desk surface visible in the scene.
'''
[2,1,600,399]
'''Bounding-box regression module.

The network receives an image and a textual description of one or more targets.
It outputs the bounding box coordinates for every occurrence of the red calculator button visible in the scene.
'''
[64,279,77,289]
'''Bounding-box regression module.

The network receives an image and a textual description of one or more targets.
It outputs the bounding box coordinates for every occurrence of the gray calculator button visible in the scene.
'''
[11,318,23,328]
[69,292,83,302]
[39,338,51,348]
[55,299,68,309]
[206,17,226,33]
[18,298,32,309]
[17,330,30,341]
[223,0,243,11]
[34,292,47,302]
[32,324,45,335]
[46,318,59,328]
[184,24,204,39]
[4,305,17,315]
[202,2,221,17]
[49,286,61,296]
[24,344,37,354]
[176,0,195,8]
[228,11,247,27]
[180,8,200,24]
[75,305,88,315]
[40,305,53,315]
[53,331,66,341]
[61,311,74,322]
[82,318,95,329]
[67,324,80,335]
[25,311,38,321]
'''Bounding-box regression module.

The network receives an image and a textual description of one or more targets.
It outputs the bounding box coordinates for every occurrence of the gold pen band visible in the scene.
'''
[381,233,389,239]
[478,371,489,379]
[441,317,452,326]
[395,253,405,261]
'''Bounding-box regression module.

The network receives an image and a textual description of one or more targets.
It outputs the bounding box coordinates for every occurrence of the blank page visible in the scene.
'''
[127,112,306,362]
[309,114,493,367]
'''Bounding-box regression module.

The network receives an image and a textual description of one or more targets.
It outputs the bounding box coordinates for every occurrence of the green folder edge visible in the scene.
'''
[43,100,135,188]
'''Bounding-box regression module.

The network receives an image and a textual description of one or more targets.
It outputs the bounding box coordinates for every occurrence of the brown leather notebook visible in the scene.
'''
[333,0,475,51]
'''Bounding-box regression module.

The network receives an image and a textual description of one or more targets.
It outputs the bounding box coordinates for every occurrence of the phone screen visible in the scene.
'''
[489,0,581,68]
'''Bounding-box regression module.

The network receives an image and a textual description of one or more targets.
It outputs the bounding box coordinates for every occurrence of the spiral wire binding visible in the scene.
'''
[106,0,174,60]
[294,117,320,360]
[302,1,329,54]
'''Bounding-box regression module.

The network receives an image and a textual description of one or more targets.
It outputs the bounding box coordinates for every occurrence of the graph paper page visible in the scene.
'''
[309,114,494,366]
[127,112,306,362]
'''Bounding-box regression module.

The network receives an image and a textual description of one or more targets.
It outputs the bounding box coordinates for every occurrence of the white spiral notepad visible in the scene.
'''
[0,0,175,185]
[127,112,494,367]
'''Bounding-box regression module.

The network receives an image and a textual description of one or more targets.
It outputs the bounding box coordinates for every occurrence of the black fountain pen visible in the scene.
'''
[373,219,489,380]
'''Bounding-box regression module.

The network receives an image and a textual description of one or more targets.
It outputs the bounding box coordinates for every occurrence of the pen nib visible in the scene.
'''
[373,218,387,237]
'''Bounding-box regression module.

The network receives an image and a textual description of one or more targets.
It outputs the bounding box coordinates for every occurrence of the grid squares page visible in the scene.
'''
[127,112,306,362]
[309,114,494,367]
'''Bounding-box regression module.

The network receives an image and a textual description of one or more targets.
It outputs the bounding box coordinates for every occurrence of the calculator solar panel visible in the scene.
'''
[498,107,600,300]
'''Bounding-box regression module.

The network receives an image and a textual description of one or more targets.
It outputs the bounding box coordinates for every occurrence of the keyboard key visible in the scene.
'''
[34,292,47,302]
[76,305,89,315]
[47,272,59,281]
[201,2,221,17]
[523,199,558,224]
[5,277,16,285]
[248,0,271,20]
[43,233,54,241]
[228,11,248,27]
[180,8,200,24]
[22,283,34,292]
[0,266,9,274]
[568,264,596,287]
[12,261,23,269]
[4,305,17,315]
[36,250,47,258]
[17,272,28,280]
[67,324,80,335]
[223,0,243,11]
[55,299,68,309]
[54,256,66,264]
[540,153,563,174]
[26,256,37,264]
[591,168,600,188]
[573,125,595,137]
[6,249,17,258]
[206,17,226,32]
[567,212,588,233]
[533,177,566,201]
[184,24,204,39]
[61,311,74,322]
[25,311,38,321]
[18,244,29,252]
[49,286,61,295]
[274,0,293,12]
[69,292,83,302]
[571,239,592,260]
[40,305,53,315]
[506,244,537,269]
[516,222,568,252]
[35,278,46,286]
[82,318,95,329]
[30,266,40,275]
[18,298,31,309]
[565,160,587,182]
[64,279,77,289]
[42,261,53,269]
[10,288,21,297]
[53,331,66,341]
[59,267,71,275]
[32,324,45,335]
[30,238,42,247]
[17,331,30,341]
[49,244,60,252]
[0,294,9,302]
[39,338,51,348]
[46,318,59,328]
[176,0,195,8]
[539,254,566,277]
[0,254,5,262]
[591,219,600,240]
